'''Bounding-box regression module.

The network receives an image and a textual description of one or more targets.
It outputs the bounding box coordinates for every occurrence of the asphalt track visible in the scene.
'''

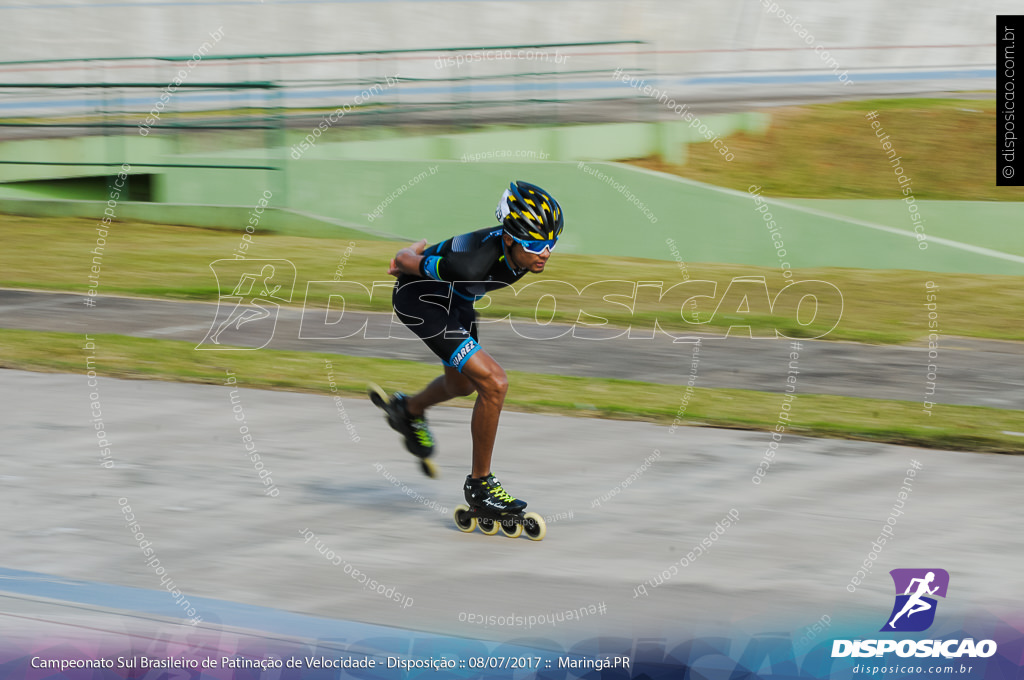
[1,368,1022,651]
[2,288,1022,409]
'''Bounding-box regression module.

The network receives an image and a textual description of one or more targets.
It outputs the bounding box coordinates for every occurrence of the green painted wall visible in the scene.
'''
[329,161,1023,276]
[0,135,164,184]
[0,198,384,241]
[789,198,1024,258]
[0,115,766,185]
[3,115,1023,276]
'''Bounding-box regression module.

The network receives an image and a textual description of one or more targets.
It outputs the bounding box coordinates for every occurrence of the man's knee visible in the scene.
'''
[462,352,508,397]
[479,366,508,397]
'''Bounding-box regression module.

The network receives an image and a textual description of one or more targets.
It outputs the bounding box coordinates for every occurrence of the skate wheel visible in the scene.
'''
[419,458,439,479]
[477,517,500,535]
[453,505,476,533]
[500,518,523,539]
[522,513,546,541]
[367,382,389,410]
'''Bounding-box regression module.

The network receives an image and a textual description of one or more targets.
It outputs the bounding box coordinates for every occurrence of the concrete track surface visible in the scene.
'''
[1,369,1021,649]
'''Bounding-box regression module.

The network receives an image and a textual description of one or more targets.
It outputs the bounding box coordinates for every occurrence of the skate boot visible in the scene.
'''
[367,383,438,478]
[463,474,527,513]
[453,474,546,540]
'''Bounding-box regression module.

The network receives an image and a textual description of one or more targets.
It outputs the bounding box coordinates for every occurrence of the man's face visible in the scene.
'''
[504,234,553,273]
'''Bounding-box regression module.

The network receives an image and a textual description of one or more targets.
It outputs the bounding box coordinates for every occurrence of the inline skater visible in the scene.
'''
[368,180,563,539]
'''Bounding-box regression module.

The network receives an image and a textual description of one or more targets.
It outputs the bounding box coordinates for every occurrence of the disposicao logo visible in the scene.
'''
[832,569,997,659]
[881,568,948,632]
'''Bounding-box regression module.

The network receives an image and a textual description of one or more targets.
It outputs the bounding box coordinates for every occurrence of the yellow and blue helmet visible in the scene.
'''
[495,180,564,242]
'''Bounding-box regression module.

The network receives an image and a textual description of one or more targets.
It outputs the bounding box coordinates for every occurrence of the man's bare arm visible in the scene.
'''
[388,239,429,277]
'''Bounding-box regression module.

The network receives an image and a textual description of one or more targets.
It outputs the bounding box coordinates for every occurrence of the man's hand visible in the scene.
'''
[388,239,429,277]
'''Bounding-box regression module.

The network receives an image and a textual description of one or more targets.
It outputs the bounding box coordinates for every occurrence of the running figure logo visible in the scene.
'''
[197,259,296,350]
[881,568,950,632]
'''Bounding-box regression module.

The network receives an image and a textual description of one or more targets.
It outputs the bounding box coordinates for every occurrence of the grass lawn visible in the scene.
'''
[2,328,1020,453]
[632,98,1024,202]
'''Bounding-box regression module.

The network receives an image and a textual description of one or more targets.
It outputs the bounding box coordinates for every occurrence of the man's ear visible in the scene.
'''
[502,233,514,247]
